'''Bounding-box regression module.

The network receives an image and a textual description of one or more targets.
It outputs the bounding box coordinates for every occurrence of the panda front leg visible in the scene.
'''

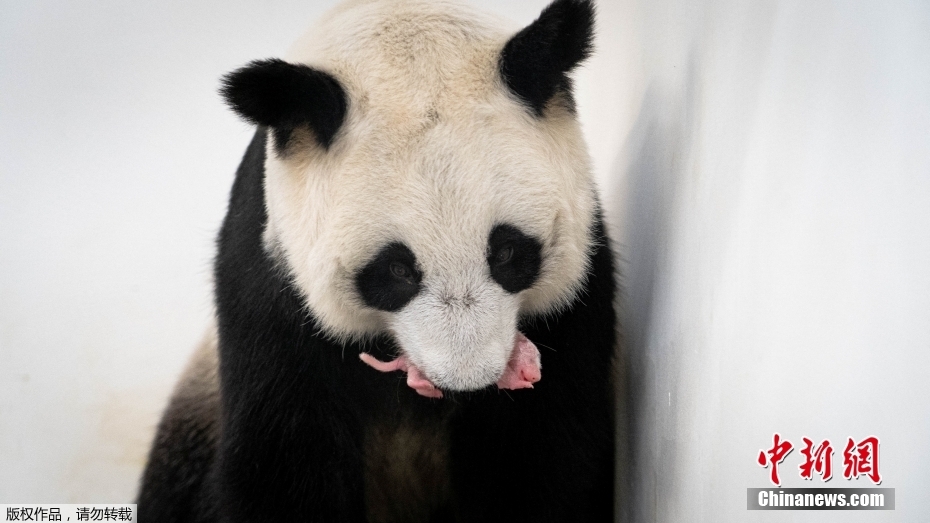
[210,313,372,523]
[449,385,615,522]
[213,380,368,523]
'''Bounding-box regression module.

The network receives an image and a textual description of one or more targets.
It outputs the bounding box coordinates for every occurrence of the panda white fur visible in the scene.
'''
[138,0,617,521]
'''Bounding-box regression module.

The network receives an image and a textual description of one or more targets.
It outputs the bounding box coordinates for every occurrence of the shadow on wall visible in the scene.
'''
[608,53,702,523]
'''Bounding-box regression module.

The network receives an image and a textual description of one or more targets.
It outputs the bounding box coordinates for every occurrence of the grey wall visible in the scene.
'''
[601,0,930,521]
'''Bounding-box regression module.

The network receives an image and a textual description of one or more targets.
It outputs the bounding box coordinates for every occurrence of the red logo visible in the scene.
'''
[758,434,881,485]
[757,433,793,486]
[843,436,881,484]
[799,437,834,481]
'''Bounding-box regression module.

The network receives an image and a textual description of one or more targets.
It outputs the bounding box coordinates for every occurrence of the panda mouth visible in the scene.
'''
[359,332,541,399]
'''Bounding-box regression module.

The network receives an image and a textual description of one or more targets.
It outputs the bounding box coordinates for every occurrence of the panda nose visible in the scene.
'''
[439,290,477,309]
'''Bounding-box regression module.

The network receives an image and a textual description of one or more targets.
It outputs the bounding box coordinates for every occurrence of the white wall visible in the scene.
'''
[2,0,928,520]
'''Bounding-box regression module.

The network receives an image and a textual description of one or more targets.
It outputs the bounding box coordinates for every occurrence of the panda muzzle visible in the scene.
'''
[359,332,541,398]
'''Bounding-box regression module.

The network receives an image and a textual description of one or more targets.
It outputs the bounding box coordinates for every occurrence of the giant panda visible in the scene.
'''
[138,0,618,521]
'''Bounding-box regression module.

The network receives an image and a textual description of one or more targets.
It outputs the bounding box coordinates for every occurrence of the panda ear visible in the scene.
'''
[499,0,594,116]
[220,59,347,151]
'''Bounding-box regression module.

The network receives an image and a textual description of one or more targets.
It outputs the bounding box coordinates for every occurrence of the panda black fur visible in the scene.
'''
[138,0,617,521]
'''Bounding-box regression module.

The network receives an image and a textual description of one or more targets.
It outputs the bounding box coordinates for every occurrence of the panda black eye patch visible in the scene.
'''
[487,224,542,293]
[355,242,423,312]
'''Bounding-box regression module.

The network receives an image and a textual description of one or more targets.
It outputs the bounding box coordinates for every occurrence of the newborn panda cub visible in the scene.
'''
[138,0,618,521]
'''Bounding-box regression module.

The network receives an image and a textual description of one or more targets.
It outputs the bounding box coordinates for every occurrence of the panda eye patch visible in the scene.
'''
[356,242,422,312]
[487,224,542,293]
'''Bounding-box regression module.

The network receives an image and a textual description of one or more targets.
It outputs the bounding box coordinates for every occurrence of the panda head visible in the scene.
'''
[221,0,596,392]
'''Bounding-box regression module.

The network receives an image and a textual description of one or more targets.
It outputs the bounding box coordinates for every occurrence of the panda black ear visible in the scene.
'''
[220,59,347,152]
[499,0,594,116]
